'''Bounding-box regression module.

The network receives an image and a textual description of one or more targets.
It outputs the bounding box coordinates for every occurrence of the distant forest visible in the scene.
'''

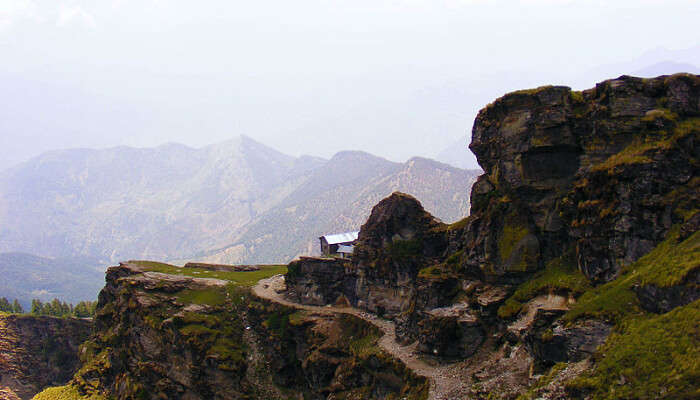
[0,297,96,318]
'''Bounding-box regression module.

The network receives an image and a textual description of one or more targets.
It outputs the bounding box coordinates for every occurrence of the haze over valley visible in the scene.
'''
[0,136,479,307]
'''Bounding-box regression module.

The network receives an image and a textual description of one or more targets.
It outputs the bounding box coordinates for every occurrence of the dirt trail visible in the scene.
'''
[252,275,472,400]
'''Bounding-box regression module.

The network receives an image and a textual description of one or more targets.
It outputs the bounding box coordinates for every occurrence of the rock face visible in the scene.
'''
[72,262,253,399]
[0,314,91,400]
[71,261,428,399]
[415,305,484,358]
[286,193,448,318]
[285,257,354,306]
[352,193,448,317]
[525,317,612,367]
[635,267,700,314]
[284,73,700,395]
[246,300,429,400]
[470,74,699,283]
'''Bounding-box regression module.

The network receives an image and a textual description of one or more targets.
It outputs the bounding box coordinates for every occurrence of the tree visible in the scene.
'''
[0,297,11,312]
[47,299,58,316]
[74,301,89,318]
[11,299,23,314]
[31,299,43,315]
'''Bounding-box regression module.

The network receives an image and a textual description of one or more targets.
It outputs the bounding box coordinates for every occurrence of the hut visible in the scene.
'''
[319,231,359,258]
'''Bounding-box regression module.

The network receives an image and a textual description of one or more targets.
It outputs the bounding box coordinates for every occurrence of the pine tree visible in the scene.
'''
[0,297,11,312]
[88,301,97,316]
[31,299,43,315]
[50,298,62,316]
[74,301,88,318]
[11,299,23,314]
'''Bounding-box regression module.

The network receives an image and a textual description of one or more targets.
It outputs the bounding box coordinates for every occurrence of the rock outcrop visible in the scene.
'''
[0,314,90,400]
[284,73,700,398]
[469,74,698,283]
[352,192,448,317]
[285,257,354,306]
[246,299,429,400]
[69,261,428,400]
[72,262,252,399]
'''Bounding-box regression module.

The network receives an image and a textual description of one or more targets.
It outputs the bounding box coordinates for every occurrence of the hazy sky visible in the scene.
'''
[1,0,699,171]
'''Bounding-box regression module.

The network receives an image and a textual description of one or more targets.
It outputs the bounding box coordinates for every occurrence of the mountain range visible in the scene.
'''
[0,136,479,304]
[0,252,104,310]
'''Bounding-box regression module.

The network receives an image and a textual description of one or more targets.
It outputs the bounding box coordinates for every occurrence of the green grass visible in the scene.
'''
[32,385,106,400]
[635,229,699,287]
[593,117,699,172]
[129,260,287,287]
[349,333,382,358]
[417,265,445,278]
[447,216,471,231]
[516,362,568,400]
[288,310,308,326]
[565,227,699,323]
[567,300,700,399]
[511,85,555,96]
[499,224,528,261]
[497,219,538,272]
[176,287,230,306]
[418,250,465,279]
[498,253,590,319]
[507,226,700,398]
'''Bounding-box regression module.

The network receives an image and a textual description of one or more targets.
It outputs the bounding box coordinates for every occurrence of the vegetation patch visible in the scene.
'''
[418,250,465,279]
[498,224,529,263]
[565,227,698,323]
[566,299,700,399]
[447,216,472,232]
[593,117,699,173]
[32,385,106,400]
[130,260,287,287]
[510,85,555,96]
[388,239,423,259]
[498,253,590,319]
[417,264,445,279]
[349,333,382,358]
[516,362,567,400]
[287,310,308,326]
[264,310,291,339]
[175,287,229,306]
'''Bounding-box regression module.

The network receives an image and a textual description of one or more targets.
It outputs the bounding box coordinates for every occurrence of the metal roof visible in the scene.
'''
[321,231,359,245]
[336,244,355,254]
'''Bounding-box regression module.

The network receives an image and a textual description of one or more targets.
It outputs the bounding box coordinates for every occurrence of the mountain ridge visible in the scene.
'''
[0,136,479,304]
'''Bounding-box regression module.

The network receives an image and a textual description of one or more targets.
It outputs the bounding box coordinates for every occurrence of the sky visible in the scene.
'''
[1,0,699,171]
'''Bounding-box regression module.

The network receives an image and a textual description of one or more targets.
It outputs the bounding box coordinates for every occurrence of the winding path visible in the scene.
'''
[252,275,471,400]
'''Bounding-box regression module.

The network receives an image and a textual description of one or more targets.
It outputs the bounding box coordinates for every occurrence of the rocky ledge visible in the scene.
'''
[0,313,90,400]
[61,261,427,400]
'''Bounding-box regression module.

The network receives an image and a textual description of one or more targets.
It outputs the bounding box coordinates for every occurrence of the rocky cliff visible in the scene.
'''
[0,314,90,400]
[286,73,700,399]
[63,261,427,400]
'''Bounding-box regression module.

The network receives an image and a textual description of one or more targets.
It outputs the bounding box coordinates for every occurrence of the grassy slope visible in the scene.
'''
[562,228,699,399]
[32,385,105,400]
[498,252,591,319]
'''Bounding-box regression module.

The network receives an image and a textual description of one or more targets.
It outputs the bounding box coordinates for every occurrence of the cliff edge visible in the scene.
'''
[286,73,700,399]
